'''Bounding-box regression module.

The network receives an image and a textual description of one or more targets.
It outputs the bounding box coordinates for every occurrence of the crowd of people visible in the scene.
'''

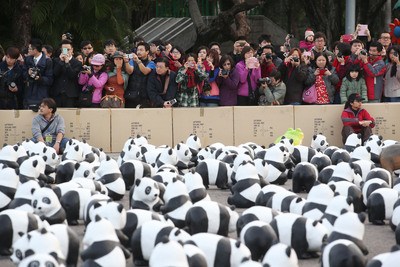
[1,24,399,110]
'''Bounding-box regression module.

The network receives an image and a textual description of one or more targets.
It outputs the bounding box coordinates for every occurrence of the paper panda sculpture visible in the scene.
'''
[321,239,366,267]
[321,194,354,234]
[265,188,305,215]
[292,162,318,193]
[94,156,126,201]
[0,166,20,211]
[183,241,208,267]
[239,220,278,261]
[130,220,191,266]
[195,158,232,189]
[318,165,336,184]
[18,253,60,267]
[149,238,189,267]
[365,167,393,188]
[332,180,364,213]
[302,181,335,220]
[186,134,202,156]
[269,213,328,259]
[185,200,239,236]
[19,155,48,184]
[291,145,317,165]
[83,193,112,226]
[32,186,67,225]
[174,142,195,172]
[55,160,77,184]
[344,133,362,152]
[0,144,20,169]
[311,133,329,152]
[255,184,288,206]
[119,159,153,190]
[160,178,193,228]
[183,169,211,203]
[47,224,80,267]
[8,180,40,212]
[81,215,130,266]
[259,145,288,185]
[190,232,252,267]
[361,178,390,206]
[310,153,332,173]
[59,188,96,225]
[236,206,279,236]
[262,243,299,267]
[117,144,143,166]
[366,245,400,267]
[330,149,351,165]
[129,177,163,212]
[155,148,178,169]
[367,187,399,225]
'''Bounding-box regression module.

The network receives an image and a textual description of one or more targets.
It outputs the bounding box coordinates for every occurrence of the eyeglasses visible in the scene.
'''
[172,51,181,54]
[223,63,231,66]
[83,47,93,50]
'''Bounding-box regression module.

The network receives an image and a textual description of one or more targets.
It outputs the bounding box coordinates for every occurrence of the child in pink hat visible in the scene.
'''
[299,28,315,51]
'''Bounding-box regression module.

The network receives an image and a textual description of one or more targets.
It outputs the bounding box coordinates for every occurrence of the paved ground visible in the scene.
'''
[0,158,397,266]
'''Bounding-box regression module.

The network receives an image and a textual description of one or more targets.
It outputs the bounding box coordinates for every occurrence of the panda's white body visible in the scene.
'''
[155,148,178,168]
[0,144,20,169]
[185,200,239,236]
[260,145,288,185]
[94,157,125,201]
[344,133,362,152]
[328,162,359,184]
[361,178,390,206]
[269,213,328,259]
[350,146,371,161]
[62,143,85,162]
[91,201,127,230]
[321,195,354,234]
[321,239,366,267]
[70,177,108,195]
[183,242,208,267]
[266,189,305,215]
[311,134,329,152]
[292,145,317,164]
[261,243,298,267]
[351,159,375,183]
[32,187,67,225]
[19,155,48,183]
[302,182,334,220]
[117,144,143,166]
[190,232,252,267]
[332,180,364,212]
[367,187,399,224]
[390,199,400,231]
[48,224,80,267]
[183,170,211,203]
[255,184,287,206]
[310,153,332,173]
[8,180,40,212]
[367,246,400,266]
[253,158,269,184]
[186,134,202,156]
[195,158,232,189]
[160,178,192,228]
[239,220,278,261]
[130,177,163,212]
[71,161,96,180]
[83,193,112,225]
[0,167,19,211]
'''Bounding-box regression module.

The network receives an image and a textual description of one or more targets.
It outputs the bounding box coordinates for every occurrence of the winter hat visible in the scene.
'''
[91,54,105,65]
[341,34,354,44]
[305,28,315,39]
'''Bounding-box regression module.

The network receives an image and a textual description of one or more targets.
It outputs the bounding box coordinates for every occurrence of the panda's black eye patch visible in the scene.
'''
[28,260,40,267]
[42,197,51,204]
[145,186,151,194]
[45,262,56,267]
[16,249,22,259]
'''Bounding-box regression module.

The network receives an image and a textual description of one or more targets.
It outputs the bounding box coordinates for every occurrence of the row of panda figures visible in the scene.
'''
[0,132,400,267]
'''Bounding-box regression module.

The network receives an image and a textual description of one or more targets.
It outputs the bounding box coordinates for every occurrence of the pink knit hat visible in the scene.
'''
[305,28,314,39]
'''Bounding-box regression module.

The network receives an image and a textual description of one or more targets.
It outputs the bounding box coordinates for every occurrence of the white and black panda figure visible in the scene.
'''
[121,209,173,245]
[83,193,112,226]
[59,188,96,225]
[0,144,20,169]
[155,147,178,169]
[332,181,364,213]
[321,194,354,234]
[70,177,108,195]
[19,155,48,184]
[94,156,126,201]
[318,165,336,184]
[186,134,202,157]
[55,160,77,184]
[361,178,390,206]
[227,161,262,208]
[350,146,371,162]
[196,147,217,162]
[302,181,335,220]
[152,167,183,186]
[292,162,318,193]
[0,209,45,255]
[81,215,130,267]
[130,220,191,266]
[323,146,339,159]
[262,243,298,267]
[160,178,193,228]
[253,158,269,185]
[174,142,195,173]
[321,239,366,267]
[32,186,67,225]
[351,159,375,183]
[266,188,305,215]
[269,213,328,259]
[129,177,163,212]
[185,200,239,236]
[291,145,317,165]
[366,245,400,267]
[119,159,153,190]
[365,167,393,188]
[8,180,40,212]
[190,232,252,267]
[0,166,19,211]
[182,241,208,267]
[183,169,211,203]
[149,238,189,267]
[390,198,400,232]
[117,144,143,166]
[365,137,383,164]
[142,146,164,166]
[259,145,288,185]
[330,149,351,165]
[71,161,97,180]
[328,161,359,184]
[48,224,80,267]
[195,158,232,189]
[239,220,278,261]
[310,153,332,173]
[236,206,279,236]
[255,184,288,206]
[344,133,362,152]
[61,142,85,162]
[311,133,329,152]
[327,210,368,255]
[18,253,60,267]
[367,187,399,225]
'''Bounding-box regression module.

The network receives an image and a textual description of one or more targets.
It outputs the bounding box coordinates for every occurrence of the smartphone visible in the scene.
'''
[303,51,311,57]
[169,99,177,105]
[358,24,368,36]
[62,47,68,55]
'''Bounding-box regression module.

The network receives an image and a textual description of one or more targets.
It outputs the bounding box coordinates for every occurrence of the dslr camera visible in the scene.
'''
[29,104,39,112]
[30,67,40,79]
[360,49,368,56]
[259,77,272,85]
[64,32,73,40]
[291,56,299,62]
[221,69,230,76]
[82,65,91,71]
[265,53,273,60]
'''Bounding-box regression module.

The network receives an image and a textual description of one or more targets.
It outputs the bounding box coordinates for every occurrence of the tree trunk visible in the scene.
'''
[233,0,251,39]
[188,0,208,34]
[13,0,35,48]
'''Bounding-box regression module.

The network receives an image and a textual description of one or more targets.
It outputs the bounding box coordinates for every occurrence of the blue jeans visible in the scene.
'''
[31,137,69,154]
[385,97,400,102]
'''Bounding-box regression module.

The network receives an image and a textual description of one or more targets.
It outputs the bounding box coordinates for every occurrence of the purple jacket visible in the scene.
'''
[216,68,239,106]
[78,71,108,104]
[235,60,261,97]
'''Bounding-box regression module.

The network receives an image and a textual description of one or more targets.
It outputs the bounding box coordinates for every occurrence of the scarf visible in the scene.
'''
[186,68,196,88]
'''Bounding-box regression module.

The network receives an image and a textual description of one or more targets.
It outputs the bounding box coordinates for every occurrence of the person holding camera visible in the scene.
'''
[147,57,178,108]
[259,45,278,79]
[0,46,23,109]
[32,98,69,155]
[383,45,400,102]
[360,41,386,103]
[51,39,82,107]
[258,70,286,106]
[228,37,248,64]
[78,54,108,107]
[278,48,308,105]
[216,55,239,106]
[23,38,53,110]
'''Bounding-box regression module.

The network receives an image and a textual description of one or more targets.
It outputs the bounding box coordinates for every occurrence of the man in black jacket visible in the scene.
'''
[51,39,82,107]
[147,57,177,108]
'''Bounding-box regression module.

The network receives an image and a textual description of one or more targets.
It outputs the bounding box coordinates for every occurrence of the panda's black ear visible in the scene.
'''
[117,203,124,213]
[128,145,132,151]
[75,163,81,170]
[295,197,302,203]
[358,212,366,223]
[334,192,340,197]
[391,245,400,252]
[316,148,321,152]
[268,143,275,148]
[190,169,196,174]
[174,230,181,236]
[172,177,177,183]
[93,202,102,209]
[329,184,335,192]
[95,215,101,222]
[346,196,353,205]
[313,180,320,186]
[15,168,20,175]
[49,252,59,261]
[285,246,292,257]
[18,231,24,237]
[40,228,47,234]
[135,178,141,186]
[84,170,90,178]
[106,155,111,161]
[340,209,348,215]
[120,151,125,158]
[31,188,36,194]
[229,205,236,211]
[74,145,79,152]
[289,139,294,144]
[377,140,382,146]
[366,147,371,153]
[3,143,7,147]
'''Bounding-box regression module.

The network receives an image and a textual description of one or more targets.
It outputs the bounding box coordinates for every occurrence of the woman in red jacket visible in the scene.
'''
[341,93,375,144]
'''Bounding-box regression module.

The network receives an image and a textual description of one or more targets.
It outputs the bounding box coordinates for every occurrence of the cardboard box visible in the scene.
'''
[0,110,35,144]
[111,108,173,152]
[58,108,111,152]
[362,103,400,141]
[234,106,294,146]
[294,105,344,147]
[172,107,234,147]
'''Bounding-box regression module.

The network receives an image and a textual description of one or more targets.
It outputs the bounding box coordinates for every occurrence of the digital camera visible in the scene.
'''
[259,77,271,85]
[221,69,230,76]
[30,67,40,79]
[292,56,299,62]
[82,65,91,71]
[360,49,368,56]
